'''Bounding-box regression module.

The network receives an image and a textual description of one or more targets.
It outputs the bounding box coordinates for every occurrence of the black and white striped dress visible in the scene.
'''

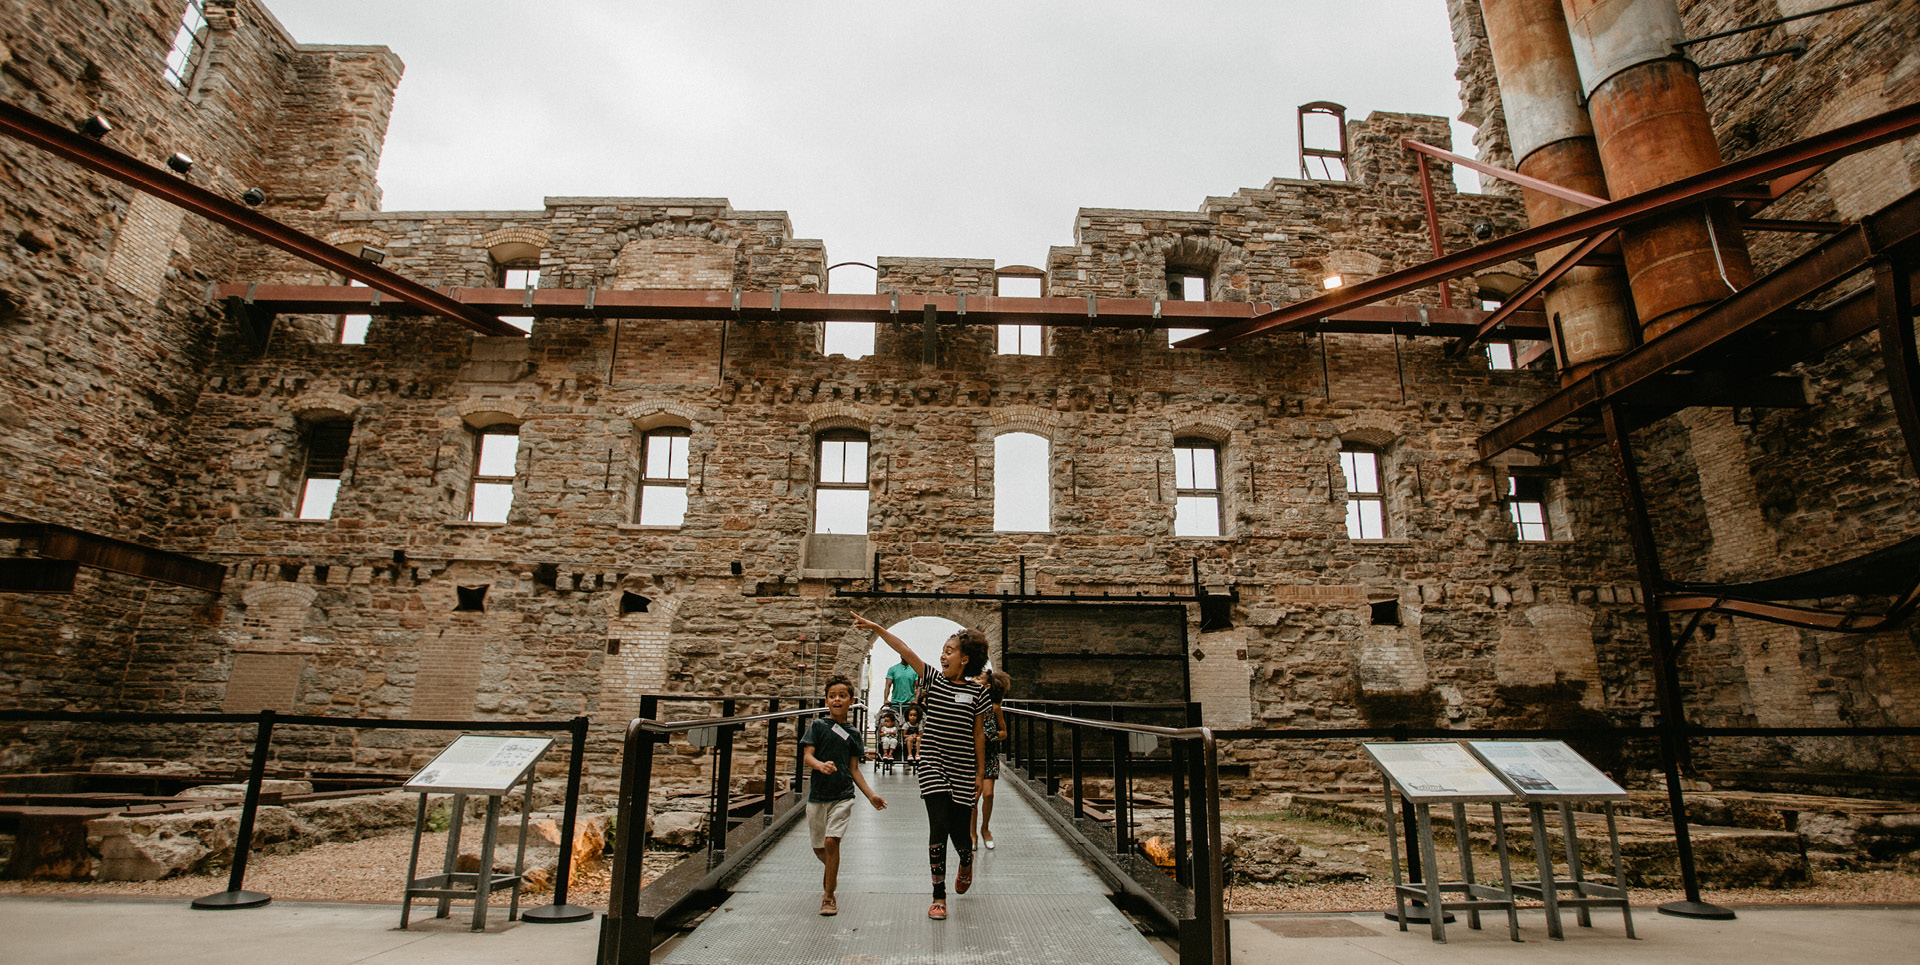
[915,668,990,799]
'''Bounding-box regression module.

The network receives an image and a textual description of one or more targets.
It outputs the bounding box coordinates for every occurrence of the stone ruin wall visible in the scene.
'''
[0,0,1913,797]
[1445,0,1920,778]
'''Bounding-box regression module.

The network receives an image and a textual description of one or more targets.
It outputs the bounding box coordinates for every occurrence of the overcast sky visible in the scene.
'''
[264,1,1477,285]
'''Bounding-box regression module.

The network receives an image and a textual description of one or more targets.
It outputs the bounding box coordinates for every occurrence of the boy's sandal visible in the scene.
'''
[955,865,973,894]
[819,896,837,916]
[927,899,947,920]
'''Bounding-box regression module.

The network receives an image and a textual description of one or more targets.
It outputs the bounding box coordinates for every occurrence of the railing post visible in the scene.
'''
[525,714,593,922]
[599,716,655,965]
[709,699,736,867]
[791,699,810,792]
[192,709,275,909]
[1071,721,1085,821]
[1045,718,1057,796]
[1113,720,1130,858]
[763,699,780,825]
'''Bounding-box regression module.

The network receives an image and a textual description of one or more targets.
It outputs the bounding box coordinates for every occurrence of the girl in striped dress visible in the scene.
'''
[852,613,990,921]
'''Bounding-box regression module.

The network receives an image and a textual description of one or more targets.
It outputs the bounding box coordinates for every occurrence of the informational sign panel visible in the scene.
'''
[1362,741,1517,803]
[1465,740,1626,800]
[404,735,553,795]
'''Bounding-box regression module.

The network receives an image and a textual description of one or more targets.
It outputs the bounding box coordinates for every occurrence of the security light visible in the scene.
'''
[241,187,266,206]
[1472,220,1495,240]
[79,115,112,139]
[1323,274,1343,289]
[165,152,193,175]
[358,245,387,265]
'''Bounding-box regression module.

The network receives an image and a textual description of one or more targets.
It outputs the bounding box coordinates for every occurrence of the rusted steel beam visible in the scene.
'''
[1402,137,1607,209]
[1876,249,1920,479]
[1479,186,1920,460]
[1742,218,1848,234]
[0,523,226,592]
[0,558,79,593]
[209,285,1549,337]
[1184,101,1920,350]
[1446,229,1617,357]
[1415,152,1454,308]
[0,101,521,337]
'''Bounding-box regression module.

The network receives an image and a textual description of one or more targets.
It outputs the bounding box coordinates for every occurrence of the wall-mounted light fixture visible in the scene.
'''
[1322,274,1343,290]
[165,152,193,175]
[241,187,266,206]
[79,115,112,139]
[357,245,387,265]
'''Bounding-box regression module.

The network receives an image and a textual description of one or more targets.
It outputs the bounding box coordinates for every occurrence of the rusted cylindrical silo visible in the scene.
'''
[1481,0,1636,380]
[1561,0,1752,339]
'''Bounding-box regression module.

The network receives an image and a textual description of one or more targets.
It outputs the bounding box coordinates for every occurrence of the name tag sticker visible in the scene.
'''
[831,724,849,740]
[952,692,972,705]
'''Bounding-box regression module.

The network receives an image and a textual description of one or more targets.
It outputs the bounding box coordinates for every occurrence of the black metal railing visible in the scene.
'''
[1002,700,1226,965]
[0,708,591,918]
[598,694,831,965]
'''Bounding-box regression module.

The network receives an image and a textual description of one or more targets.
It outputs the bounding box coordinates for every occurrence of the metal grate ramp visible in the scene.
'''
[657,764,1168,964]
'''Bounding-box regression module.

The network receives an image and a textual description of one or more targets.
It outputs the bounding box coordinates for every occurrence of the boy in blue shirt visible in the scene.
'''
[801,676,887,916]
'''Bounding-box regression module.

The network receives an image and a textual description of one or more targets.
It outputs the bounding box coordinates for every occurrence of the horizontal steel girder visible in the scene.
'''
[208,286,1550,337]
[0,101,522,337]
[1479,185,1920,461]
[0,523,226,592]
[1181,100,1920,350]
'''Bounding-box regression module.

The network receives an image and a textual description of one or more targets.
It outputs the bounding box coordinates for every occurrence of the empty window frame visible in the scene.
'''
[1167,271,1209,346]
[497,263,539,333]
[296,420,352,520]
[1173,438,1224,537]
[338,279,371,345]
[996,273,1043,355]
[1341,446,1387,540]
[1486,340,1517,370]
[814,430,870,534]
[467,426,519,523]
[993,432,1050,532]
[635,427,691,526]
[1506,474,1552,541]
[163,1,209,89]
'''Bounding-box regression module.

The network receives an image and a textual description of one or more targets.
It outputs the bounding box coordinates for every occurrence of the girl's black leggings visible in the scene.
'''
[923,792,975,898]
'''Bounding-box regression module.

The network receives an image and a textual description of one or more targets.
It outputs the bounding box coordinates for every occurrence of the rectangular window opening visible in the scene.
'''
[815,435,870,535]
[1173,441,1223,537]
[163,1,208,89]
[296,421,352,520]
[823,321,874,359]
[1507,475,1552,541]
[1168,272,1209,346]
[1342,449,1386,540]
[467,429,519,523]
[636,429,691,526]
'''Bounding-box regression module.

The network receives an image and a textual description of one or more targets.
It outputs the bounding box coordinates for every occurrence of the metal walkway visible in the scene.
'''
[656,763,1169,964]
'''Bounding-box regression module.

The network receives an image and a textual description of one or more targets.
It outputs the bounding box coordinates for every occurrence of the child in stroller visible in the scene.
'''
[878,713,901,772]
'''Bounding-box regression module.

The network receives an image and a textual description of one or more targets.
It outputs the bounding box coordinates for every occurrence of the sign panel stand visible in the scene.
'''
[1467,740,1636,942]
[399,735,553,932]
[1363,742,1521,944]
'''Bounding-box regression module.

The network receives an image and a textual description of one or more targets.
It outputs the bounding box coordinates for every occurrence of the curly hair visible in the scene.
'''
[949,627,990,677]
[824,675,855,698]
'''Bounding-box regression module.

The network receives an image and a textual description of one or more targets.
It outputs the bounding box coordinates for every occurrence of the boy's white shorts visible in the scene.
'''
[808,798,856,848]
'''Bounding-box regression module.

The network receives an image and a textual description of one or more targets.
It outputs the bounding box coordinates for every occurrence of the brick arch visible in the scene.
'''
[241,581,319,612]
[481,227,550,266]
[456,396,529,429]
[1333,412,1400,451]
[989,404,1064,440]
[626,400,704,433]
[324,228,386,250]
[289,390,361,424]
[806,401,875,434]
[1169,412,1238,444]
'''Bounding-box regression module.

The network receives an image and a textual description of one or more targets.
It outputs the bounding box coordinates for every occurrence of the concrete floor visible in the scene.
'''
[1,892,1916,963]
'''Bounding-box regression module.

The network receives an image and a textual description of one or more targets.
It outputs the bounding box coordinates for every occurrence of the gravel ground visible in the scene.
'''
[1223,870,1920,913]
[0,826,684,907]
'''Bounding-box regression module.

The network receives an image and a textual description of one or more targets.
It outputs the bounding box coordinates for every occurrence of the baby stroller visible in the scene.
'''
[878,715,901,772]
